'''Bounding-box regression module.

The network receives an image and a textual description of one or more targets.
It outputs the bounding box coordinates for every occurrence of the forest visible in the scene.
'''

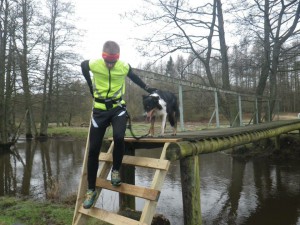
[1,0,300,146]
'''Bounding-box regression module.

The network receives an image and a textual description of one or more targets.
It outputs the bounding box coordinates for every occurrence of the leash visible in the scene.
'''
[125,111,149,140]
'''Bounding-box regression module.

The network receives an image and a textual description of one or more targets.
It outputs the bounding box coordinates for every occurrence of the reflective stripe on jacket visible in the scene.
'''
[89,59,129,110]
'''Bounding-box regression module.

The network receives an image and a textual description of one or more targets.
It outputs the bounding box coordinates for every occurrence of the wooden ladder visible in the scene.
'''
[72,139,171,225]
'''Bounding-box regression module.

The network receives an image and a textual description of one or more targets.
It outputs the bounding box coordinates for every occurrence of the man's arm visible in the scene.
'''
[127,66,157,93]
[81,60,94,97]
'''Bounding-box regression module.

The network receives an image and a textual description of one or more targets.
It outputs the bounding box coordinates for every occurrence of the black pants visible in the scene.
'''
[87,106,127,190]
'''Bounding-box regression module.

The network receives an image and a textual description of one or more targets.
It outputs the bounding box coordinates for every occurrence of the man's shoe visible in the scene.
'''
[83,189,97,209]
[111,170,121,186]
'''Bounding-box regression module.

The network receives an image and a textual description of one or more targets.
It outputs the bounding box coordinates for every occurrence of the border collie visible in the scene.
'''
[142,90,179,136]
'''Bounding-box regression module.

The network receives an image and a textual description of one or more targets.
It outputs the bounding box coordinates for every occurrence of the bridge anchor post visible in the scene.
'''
[180,155,202,225]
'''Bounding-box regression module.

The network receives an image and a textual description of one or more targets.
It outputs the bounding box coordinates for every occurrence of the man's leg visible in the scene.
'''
[83,110,109,209]
[110,107,127,186]
[87,123,106,190]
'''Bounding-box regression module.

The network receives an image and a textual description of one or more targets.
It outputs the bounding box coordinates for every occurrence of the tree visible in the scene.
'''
[229,0,300,121]
[0,0,10,146]
[13,0,39,138]
[39,0,82,137]
[165,56,176,76]
[126,0,240,125]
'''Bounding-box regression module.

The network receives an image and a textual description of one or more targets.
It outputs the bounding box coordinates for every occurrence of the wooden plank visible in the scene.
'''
[99,153,170,170]
[95,178,160,201]
[140,142,170,224]
[79,206,148,225]
[73,113,92,225]
[108,137,182,143]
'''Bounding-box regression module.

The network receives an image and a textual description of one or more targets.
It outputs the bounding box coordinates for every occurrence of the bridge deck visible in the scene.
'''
[120,119,300,144]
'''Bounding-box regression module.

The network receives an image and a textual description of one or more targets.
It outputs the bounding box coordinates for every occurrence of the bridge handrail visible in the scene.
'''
[134,68,272,99]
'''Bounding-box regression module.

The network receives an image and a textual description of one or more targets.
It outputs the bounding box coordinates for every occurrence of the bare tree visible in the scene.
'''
[229,0,300,121]
[39,0,82,137]
[126,0,240,125]
[0,0,10,145]
[12,0,39,138]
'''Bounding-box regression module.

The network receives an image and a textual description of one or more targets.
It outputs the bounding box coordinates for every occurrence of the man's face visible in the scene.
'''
[104,60,117,69]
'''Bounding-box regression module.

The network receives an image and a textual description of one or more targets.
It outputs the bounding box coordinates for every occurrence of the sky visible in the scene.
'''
[74,0,144,67]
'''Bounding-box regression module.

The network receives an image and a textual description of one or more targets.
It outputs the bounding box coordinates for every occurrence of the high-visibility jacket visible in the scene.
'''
[89,59,129,110]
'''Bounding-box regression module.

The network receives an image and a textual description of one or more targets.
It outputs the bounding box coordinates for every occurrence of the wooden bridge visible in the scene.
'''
[73,119,300,225]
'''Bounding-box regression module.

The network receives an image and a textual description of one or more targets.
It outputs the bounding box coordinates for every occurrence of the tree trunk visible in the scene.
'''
[40,0,58,137]
[0,0,10,145]
[216,0,239,126]
[17,0,37,139]
[255,0,271,123]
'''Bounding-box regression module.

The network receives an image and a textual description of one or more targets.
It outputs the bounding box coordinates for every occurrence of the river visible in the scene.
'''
[1,138,299,225]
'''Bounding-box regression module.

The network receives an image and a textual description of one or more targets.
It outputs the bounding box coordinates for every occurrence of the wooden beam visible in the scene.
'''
[95,178,160,201]
[166,122,300,161]
[99,153,170,170]
[79,207,148,225]
[180,156,201,225]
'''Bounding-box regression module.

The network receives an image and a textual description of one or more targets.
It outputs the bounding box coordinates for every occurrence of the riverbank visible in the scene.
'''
[0,196,118,225]
[0,196,75,225]
[230,132,300,160]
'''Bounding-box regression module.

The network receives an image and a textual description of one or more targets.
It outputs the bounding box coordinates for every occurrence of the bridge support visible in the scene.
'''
[274,135,280,150]
[180,155,202,225]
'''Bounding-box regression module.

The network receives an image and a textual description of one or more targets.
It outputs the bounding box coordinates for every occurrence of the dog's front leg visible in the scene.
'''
[160,114,167,136]
[148,116,155,137]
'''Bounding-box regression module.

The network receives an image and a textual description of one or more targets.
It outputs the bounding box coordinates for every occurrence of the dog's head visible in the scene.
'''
[142,95,160,121]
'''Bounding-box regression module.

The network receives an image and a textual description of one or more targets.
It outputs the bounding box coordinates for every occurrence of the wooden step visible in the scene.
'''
[99,153,170,170]
[96,178,160,201]
[79,206,147,225]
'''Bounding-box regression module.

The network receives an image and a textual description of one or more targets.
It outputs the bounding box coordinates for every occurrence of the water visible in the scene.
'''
[1,138,300,225]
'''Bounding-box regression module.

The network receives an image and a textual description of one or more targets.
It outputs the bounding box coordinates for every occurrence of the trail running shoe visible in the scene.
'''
[83,189,97,209]
[111,170,121,186]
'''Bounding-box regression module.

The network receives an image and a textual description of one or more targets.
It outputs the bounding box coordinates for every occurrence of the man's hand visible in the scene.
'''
[145,86,158,94]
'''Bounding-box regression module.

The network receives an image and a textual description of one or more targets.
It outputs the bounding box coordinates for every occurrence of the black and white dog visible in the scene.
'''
[142,90,179,136]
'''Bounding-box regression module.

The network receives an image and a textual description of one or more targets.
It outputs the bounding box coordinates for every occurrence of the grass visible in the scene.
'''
[0,196,113,225]
[47,126,90,140]
[0,197,74,225]
[46,122,173,140]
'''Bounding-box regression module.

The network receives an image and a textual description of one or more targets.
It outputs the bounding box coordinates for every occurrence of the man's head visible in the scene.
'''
[102,41,120,69]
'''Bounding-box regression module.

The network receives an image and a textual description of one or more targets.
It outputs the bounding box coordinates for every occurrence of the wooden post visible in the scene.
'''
[214,91,220,128]
[180,155,202,225]
[178,85,185,131]
[119,144,136,210]
[238,95,243,126]
[255,98,259,124]
[274,135,280,150]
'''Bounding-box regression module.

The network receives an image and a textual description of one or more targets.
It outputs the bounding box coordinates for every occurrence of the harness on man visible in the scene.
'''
[94,97,122,110]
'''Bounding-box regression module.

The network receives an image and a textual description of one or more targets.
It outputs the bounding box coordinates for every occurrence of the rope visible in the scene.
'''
[126,111,149,140]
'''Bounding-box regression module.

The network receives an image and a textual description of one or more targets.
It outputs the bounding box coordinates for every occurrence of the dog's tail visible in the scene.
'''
[168,100,180,127]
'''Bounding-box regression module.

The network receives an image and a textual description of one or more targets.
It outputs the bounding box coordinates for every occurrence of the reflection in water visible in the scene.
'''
[1,139,300,225]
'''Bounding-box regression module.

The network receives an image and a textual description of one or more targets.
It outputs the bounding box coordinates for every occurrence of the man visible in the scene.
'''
[81,40,156,209]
